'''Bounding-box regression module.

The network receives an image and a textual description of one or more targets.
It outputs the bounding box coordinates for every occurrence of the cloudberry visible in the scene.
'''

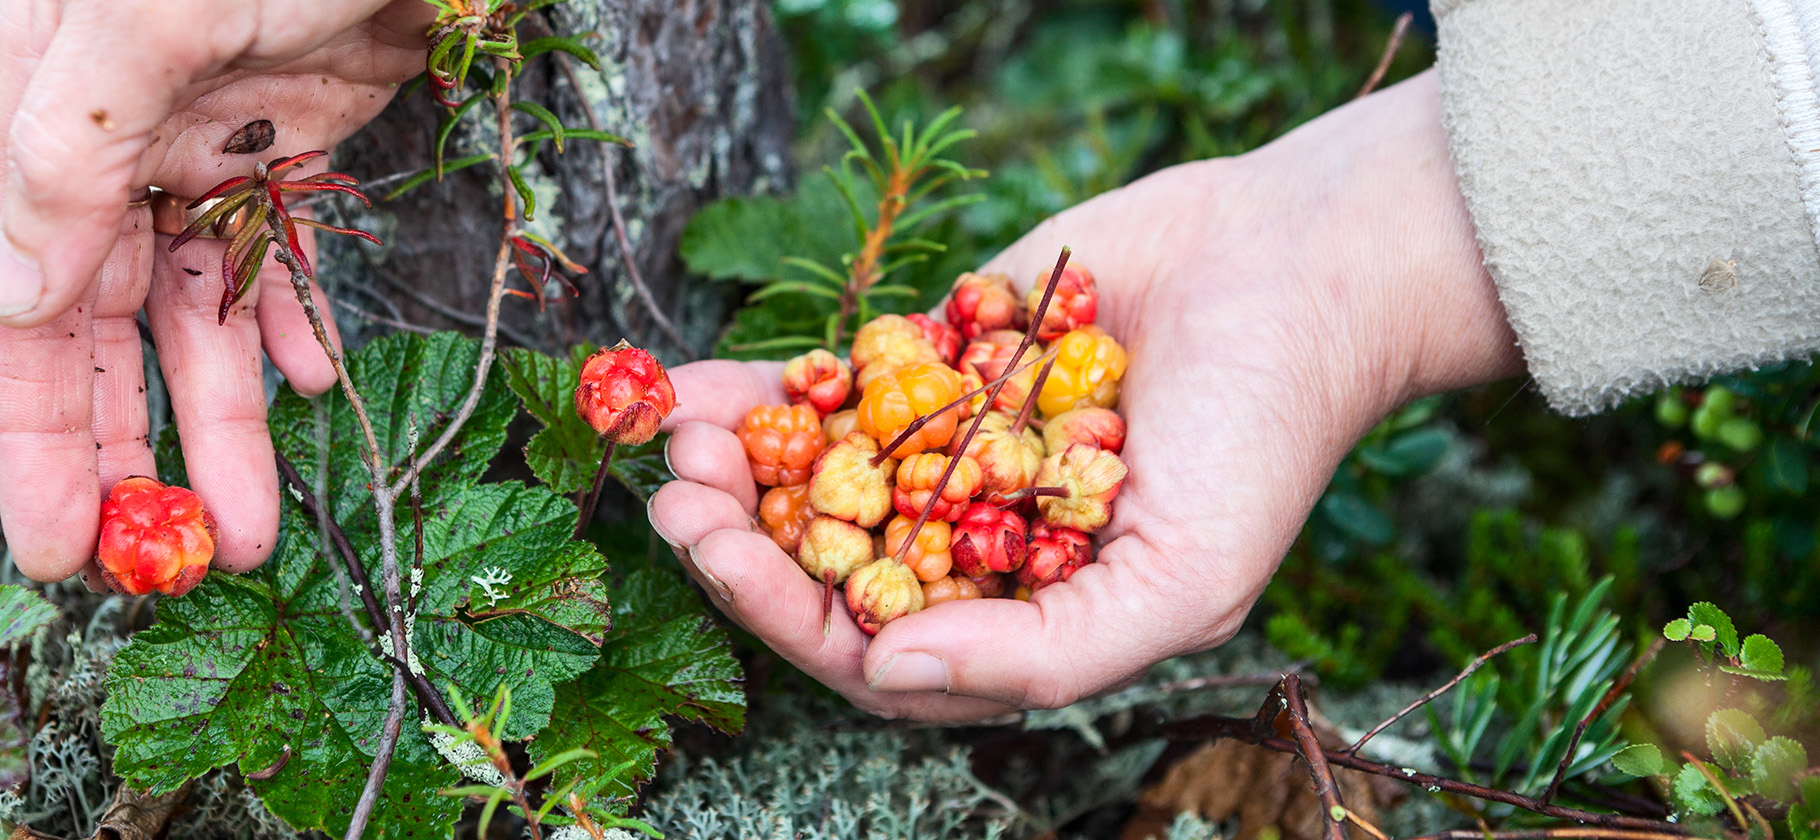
[945,272,1026,340]
[850,314,941,390]
[97,476,216,597]
[970,572,1009,599]
[857,361,964,459]
[782,349,853,416]
[1018,522,1092,590]
[957,330,1038,413]
[907,314,963,366]
[1027,262,1098,341]
[1036,326,1127,417]
[574,340,677,446]
[922,575,983,607]
[884,515,953,582]
[950,502,1027,576]
[1035,444,1128,532]
[822,408,860,443]
[845,558,924,635]
[759,484,815,554]
[809,432,897,528]
[949,411,1043,504]
[893,453,984,522]
[1043,407,1126,455]
[796,515,874,585]
[737,404,826,487]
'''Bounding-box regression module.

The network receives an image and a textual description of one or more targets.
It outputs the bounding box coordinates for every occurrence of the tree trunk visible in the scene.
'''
[324,0,794,360]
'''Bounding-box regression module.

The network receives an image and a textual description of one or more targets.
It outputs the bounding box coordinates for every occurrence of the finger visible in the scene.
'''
[862,537,1254,709]
[649,480,1013,722]
[92,205,156,489]
[146,231,278,572]
[664,421,760,514]
[254,206,340,396]
[0,0,402,327]
[660,360,787,432]
[0,281,98,582]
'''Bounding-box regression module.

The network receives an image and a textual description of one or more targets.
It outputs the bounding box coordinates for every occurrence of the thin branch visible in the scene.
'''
[378,271,541,349]
[894,248,1070,565]
[1346,634,1537,755]
[1008,356,1054,437]
[1282,675,1351,840]
[345,672,409,840]
[1684,754,1750,836]
[554,52,696,360]
[1411,831,1713,840]
[573,441,618,540]
[1355,12,1413,99]
[334,296,437,335]
[1542,637,1664,803]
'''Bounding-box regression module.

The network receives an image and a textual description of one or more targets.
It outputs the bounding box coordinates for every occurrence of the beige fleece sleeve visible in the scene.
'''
[1432,0,1820,415]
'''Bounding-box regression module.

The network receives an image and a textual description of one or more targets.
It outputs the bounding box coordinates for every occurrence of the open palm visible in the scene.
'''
[649,72,1523,721]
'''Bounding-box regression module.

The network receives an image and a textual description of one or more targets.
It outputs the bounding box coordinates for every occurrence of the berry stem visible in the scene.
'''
[994,486,1068,506]
[1009,356,1055,437]
[895,247,1071,564]
[574,440,620,541]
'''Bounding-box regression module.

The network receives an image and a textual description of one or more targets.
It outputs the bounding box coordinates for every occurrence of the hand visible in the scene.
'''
[0,1,433,583]
[648,70,1525,721]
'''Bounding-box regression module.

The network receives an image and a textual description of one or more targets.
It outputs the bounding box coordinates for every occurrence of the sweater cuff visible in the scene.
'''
[1432,0,1820,415]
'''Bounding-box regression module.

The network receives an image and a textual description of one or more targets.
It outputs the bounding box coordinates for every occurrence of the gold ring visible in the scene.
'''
[150,189,251,239]
[125,188,152,209]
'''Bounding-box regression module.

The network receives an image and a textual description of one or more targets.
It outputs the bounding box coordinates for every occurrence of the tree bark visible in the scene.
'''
[324,0,794,360]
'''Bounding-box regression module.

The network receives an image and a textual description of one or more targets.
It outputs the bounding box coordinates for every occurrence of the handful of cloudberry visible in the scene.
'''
[96,477,217,597]
[751,254,1131,635]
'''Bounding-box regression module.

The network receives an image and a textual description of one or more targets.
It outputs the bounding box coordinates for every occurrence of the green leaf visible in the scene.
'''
[1318,492,1395,545]
[104,333,608,839]
[511,101,566,152]
[1612,743,1665,778]
[0,585,56,646]
[1357,428,1449,477]
[520,35,602,70]
[1688,602,1739,657]
[1674,763,1726,816]
[530,555,744,810]
[1690,624,1717,642]
[502,346,675,499]
[507,164,536,220]
[1763,437,1809,495]
[384,154,495,201]
[679,176,857,285]
[1752,736,1808,802]
[1738,634,1786,677]
[1706,708,1766,771]
[1664,618,1693,642]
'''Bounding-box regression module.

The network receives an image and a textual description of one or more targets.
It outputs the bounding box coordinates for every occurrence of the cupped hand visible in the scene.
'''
[0,1,434,583]
[648,71,1525,721]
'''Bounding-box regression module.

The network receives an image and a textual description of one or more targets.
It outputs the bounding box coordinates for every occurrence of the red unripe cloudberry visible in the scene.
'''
[574,340,677,445]
[782,349,852,416]
[97,476,216,597]
[906,314,963,367]
[945,272,1026,340]
[1043,407,1126,455]
[1018,522,1092,590]
[950,502,1027,576]
[1027,262,1098,341]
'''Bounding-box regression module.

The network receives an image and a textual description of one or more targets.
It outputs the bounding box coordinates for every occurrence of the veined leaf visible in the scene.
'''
[0,585,55,646]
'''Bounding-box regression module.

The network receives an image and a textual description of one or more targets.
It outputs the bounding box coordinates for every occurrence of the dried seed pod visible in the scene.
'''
[851,314,942,389]
[1043,407,1126,455]
[1034,444,1128,533]
[796,515,875,585]
[97,477,216,597]
[575,340,678,445]
[808,432,897,528]
[945,272,1026,340]
[845,558,925,635]
[782,349,853,416]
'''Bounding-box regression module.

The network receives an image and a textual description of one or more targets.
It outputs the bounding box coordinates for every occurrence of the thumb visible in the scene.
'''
[861,537,1251,708]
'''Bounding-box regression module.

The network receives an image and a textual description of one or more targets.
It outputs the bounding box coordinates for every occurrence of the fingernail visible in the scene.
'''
[0,234,44,317]
[695,554,733,600]
[869,652,950,693]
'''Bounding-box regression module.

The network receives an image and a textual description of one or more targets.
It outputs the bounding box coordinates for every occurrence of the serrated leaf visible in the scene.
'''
[1612,743,1665,778]
[1688,602,1739,657]
[1753,736,1808,802]
[1690,624,1717,642]
[1739,634,1785,677]
[1674,763,1727,816]
[502,346,675,499]
[530,557,744,810]
[106,333,608,839]
[0,585,55,646]
[1706,708,1765,771]
[679,176,855,285]
[1664,618,1692,641]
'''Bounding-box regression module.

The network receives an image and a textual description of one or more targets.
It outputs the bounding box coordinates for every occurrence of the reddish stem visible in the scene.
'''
[869,346,1057,467]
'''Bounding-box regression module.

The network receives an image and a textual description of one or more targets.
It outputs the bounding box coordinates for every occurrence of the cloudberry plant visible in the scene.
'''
[1035,444,1128,532]
[858,361,964,459]
[950,502,1027,577]
[1037,325,1128,417]
[760,484,816,554]
[894,453,984,522]
[96,477,217,597]
[575,340,678,446]
[1026,262,1098,341]
[945,272,1026,340]
[738,404,827,487]
[782,349,854,416]
[846,558,925,635]
[809,432,898,528]
[885,515,954,582]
